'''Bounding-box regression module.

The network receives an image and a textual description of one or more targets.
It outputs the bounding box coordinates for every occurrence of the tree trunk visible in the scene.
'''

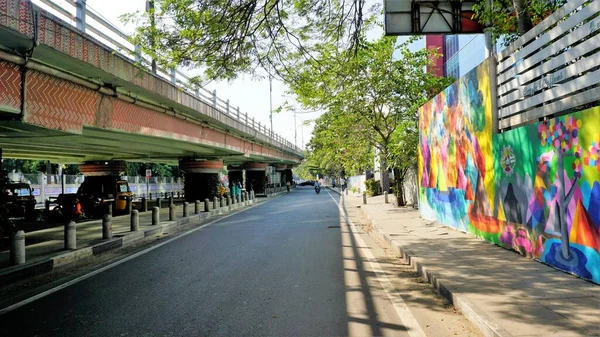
[513,0,533,35]
[392,167,405,206]
[556,150,571,259]
[380,155,390,195]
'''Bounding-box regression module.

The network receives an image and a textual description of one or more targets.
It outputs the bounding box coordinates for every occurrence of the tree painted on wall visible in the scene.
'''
[537,116,583,259]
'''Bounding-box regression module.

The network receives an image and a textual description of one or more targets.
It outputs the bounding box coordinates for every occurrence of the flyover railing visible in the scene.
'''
[30,0,302,155]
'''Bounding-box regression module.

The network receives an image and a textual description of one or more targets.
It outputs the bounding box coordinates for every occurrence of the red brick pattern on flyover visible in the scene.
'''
[112,99,202,142]
[0,0,34,38]
[25,70,98,133]
[0,61,21,112]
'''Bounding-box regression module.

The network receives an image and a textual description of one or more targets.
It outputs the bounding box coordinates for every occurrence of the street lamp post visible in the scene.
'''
[269,75,273,134]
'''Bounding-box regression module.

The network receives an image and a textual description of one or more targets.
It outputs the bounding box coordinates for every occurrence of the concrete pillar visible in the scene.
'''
[169,204,176,221]
[141,197,148,212]
[103,214,112,239]
[180,159,223,202]
[285,167,293,186]
[245,162,268,196]
[126,197,132,214]
[149,193,153,199]
[183,202,189,217]
[156,197,161,209]
[220,196,225,208]
[131,210,139,231]
[227,165,244,196]
[106,202,113,216]
[363,192,367,205]
[152,206,160,226]
[213,197,218,210]
[195,200,200,214]
[384,191,389,204]
[204,198,210,212]
[64,221,76,250]
[169,196,173,206]
[226,195,231,206]
[275,164,286,190]
[10,230,25,265]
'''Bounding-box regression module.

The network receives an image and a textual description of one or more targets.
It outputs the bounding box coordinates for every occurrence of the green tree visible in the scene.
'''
[473,0,567,45]
[304,110,373,178]
[126,162,175,177]
[293,159,316,181]
[387,121,418,206]
[290,35,452,196]
[122,0,377,82]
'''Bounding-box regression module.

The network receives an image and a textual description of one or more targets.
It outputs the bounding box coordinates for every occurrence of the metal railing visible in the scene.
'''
[33,0,302,154]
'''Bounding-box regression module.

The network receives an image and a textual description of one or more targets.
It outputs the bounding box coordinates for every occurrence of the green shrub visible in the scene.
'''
[365,179,381,197]
[350,186,358,193]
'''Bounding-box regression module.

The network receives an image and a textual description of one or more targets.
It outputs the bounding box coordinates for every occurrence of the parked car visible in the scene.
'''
[298,180,315,186]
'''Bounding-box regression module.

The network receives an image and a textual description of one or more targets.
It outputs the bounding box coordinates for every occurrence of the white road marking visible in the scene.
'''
[326,189,426,337]
[0,199,270,315]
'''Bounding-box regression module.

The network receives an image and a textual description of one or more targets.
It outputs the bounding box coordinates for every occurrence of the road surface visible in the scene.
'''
[0,187,480,337]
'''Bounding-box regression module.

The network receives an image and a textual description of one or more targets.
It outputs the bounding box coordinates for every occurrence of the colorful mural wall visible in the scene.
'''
[418,59,600,283]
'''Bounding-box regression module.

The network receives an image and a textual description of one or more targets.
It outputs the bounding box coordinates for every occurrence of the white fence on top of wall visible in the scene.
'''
[7,173,184,204]
[496,0,600,130]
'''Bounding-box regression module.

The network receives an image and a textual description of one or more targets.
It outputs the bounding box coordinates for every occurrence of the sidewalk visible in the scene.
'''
[338,190,600,337]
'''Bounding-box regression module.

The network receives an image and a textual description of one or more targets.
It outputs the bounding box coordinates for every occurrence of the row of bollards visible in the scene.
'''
[9,191,257,266]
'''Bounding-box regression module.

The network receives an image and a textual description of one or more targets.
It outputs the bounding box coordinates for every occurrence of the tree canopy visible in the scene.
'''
[290,35,452,202]
[122,0,377,83]
[473,0,567,45]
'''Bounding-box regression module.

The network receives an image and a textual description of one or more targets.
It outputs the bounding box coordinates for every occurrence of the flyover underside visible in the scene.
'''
[0,60,298,165]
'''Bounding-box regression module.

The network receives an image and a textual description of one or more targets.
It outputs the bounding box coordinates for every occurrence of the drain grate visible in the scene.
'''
[328,225,341,228]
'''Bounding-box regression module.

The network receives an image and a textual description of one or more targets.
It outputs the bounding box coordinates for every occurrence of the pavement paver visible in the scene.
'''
[342,190,600,337]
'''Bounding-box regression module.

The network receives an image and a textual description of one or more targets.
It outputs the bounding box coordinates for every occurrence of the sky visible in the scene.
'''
[34,0,331,149]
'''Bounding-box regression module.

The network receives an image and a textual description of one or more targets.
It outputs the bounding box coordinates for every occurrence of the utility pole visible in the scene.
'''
[294,108,297,148]
[269,75,273,134]
[147,0,157,74]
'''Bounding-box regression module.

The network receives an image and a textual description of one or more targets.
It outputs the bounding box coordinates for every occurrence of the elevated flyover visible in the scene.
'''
[0,0,302,167]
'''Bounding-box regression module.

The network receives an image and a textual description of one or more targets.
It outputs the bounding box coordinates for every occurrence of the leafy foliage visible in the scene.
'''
[473,0,567,45]
[291,35,452,193]
[125,162,177,177]
[387,121,418,205]
[365,179,381,197]
[122,0,378,82]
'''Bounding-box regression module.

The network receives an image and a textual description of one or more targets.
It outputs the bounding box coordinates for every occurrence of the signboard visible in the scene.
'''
[384,0,483,35]
[145,169,152,178]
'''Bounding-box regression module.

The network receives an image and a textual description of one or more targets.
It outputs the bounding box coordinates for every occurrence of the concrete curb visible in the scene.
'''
[0,192,288,286]
[357,209,513,337]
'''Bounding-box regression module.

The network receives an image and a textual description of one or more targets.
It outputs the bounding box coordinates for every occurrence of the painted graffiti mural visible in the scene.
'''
[418,59,600,283]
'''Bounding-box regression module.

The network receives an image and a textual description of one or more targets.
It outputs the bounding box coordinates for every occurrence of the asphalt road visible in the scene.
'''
[0,187,476,337]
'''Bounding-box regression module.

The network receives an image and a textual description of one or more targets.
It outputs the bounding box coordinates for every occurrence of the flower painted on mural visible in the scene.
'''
[538,116,581,152]
[500,146,516,176]
[583,134,600,172]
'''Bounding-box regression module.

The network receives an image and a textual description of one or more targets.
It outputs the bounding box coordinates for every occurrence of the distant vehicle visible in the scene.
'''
[298,180,315,186]
[53,177,132,219]
[1,182,41,221]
